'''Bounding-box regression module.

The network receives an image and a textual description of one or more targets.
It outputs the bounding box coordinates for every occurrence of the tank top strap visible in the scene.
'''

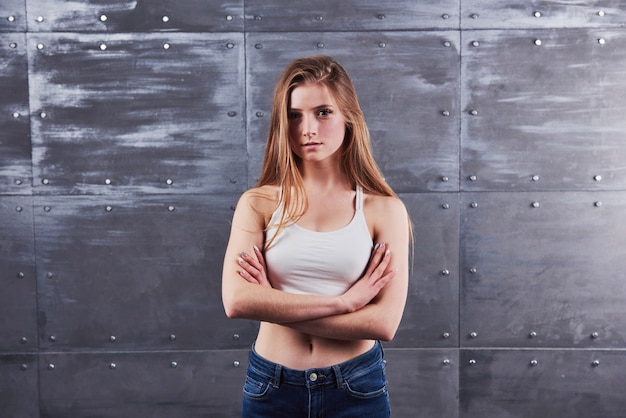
[355,185,364,211]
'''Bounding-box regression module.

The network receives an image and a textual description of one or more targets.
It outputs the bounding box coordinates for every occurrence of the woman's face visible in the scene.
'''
[287,82,346,164]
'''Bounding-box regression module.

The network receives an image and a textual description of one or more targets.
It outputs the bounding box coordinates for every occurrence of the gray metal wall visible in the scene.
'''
[1,1,626,417]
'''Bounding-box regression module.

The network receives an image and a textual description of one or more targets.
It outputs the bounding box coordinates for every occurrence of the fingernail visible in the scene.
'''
[374,243,380,250]
[241,252,248,257]
[385,250,390,257]
[238,257,244,264]
[253,245,260,252]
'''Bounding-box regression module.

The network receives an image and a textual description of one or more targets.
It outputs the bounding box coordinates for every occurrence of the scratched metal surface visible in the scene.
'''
[26,0,243,32]
[0,33,32,194]
[34,194,258,351]
[386,348,459,418]
[388,193,459,348]
[0,197,37,353]
[462,0,626,29]
[461,28,626,191]
[460,349,626,418]
[39,350,249,417]
[28,32,246,195]
[244,0,460,31]
[0,0,26,32]
[460,191,626,348]
[0,354,39,417]
[246,31,460,192]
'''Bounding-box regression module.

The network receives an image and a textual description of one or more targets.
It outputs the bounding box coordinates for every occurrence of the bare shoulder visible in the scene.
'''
[237,185,280,215]
[363,193,408,220]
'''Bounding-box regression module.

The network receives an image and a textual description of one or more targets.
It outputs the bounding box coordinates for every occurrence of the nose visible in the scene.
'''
[302,115,318,137]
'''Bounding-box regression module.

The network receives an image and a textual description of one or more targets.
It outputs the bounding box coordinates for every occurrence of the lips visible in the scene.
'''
[302,142,321,149]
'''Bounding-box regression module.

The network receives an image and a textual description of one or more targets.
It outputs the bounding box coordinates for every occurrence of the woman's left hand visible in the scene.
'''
[237,246,272,288]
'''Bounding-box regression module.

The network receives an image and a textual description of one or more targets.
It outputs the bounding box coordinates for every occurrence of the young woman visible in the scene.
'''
[222,55,410,417]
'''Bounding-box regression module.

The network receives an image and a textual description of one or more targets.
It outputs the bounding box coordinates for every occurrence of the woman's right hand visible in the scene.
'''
[339,243,396,313]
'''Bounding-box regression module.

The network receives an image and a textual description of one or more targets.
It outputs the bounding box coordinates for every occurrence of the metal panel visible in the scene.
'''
[461,29,626,191]
[39,350,248,417]
[460,349,626,418]
[35,194,258,351]
[26,0,243,32]
[0,0,26,32]
[461,191,626,348]
[0,197,37,353]
[245,0,459,31]
[388,193,459,348]
[28,32,245,195]
[0,33,31,194]
[386,348,459,418]
[462,0,626,29]
[246,31,460,192]
[0,354,39,418]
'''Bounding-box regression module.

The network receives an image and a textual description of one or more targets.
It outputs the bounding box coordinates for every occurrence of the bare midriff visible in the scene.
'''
[254,322,375,370]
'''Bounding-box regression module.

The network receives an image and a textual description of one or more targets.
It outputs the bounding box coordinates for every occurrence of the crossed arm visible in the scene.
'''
[221,187,410,341]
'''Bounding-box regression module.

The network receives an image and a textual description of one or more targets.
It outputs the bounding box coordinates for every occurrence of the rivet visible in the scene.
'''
[470,109,478,116]
[471,14,479,19]
[15,178,23,185]
[316,42,325,48]
[44,206,51,212]
[167,205,175,212]
[99,43,107,50]
[441,269,450,276]
[592,360,600,367]
[529,331,537,338]
[471,41,480,47]
[109,335,116,342]
[469,175,477,181]
[104,178,111,185]
[470,202,478,208]
[256,111,264,117]
[163,43,170,50]
[20,364,28,371]
[442,203,450,209]
[597,11,605,17]
[49,335,56,342]
[533,11,542,18]
[100,14,107,22]
[226,15,233,21]
[442,110,450,116]
[37,43,45,50]
[530,359,538,366]
[442,332,450,339]
[109,363,117,370]
[40,111,47,118]
[591,332,599,339]
[169,334,176,341]
[594,201,602,207]
[443,41,451,47]
[378,42,387,48]
[315,15,324,21]
[170,361,178,368]
[166,179,173,185]
[12,111,20,118]
[531,201,540,208]
[227,111,237,118]
[36,16,44,23]
[42,178,49,185]
[377,14,386,20]
[233,333,240,340]
[597,38,606,45]
[162,16,170,23]
[48,363,55,370]
[255,43,263,49]
[469,359,477,365]
[469,267,477,274]
[8,15,16,22]
[594,175,602,181]
[442,14,450,19]
[10,42,18,48]
[16,206,23,212]
[47,272,54,278]
[470,332,478,338]
[233,361,240,367]
[17,272,25,279]
[226,42,234,49]
[534,39,542,46]
[254,15,262,21]
[229,178,237,184]
[532,175,540,181]
[105,205,113,212]
[441,176,449,182]
[21,337,28,344]
[442,359,451,366]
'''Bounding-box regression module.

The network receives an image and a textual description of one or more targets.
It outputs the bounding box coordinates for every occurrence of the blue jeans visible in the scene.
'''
[242,341,390,418]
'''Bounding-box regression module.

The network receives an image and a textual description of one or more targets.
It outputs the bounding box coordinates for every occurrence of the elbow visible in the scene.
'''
[377,327,397,342]
[222,291,244,319]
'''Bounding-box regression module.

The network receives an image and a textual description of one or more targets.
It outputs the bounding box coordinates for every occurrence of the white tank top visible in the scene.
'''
[264,185,373,296]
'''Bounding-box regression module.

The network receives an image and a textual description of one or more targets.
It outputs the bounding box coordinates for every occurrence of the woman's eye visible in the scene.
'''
[288,112,301,120]
[318,108,333,117]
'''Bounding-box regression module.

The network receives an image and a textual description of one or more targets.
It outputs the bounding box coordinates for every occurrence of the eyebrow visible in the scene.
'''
[288,104,335,111]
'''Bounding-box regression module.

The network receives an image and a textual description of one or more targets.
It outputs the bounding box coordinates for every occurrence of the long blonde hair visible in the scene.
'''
[257,55,401,248]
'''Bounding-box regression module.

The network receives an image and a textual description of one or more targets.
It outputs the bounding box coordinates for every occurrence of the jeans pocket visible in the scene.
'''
[344,361,388,399]
[242,367,273,400]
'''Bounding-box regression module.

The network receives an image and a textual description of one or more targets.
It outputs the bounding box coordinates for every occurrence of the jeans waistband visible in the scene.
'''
[247,341,384,389]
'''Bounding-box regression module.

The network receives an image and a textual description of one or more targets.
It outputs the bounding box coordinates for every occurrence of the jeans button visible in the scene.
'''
[309,372,318,382]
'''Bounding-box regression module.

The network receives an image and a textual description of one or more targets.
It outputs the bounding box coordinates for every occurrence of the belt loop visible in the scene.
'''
[272,364,282,388]
[332,365,344,388]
